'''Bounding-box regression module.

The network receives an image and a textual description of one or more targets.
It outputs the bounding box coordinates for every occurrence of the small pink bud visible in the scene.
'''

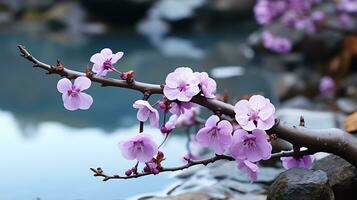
[125,169,132,176]
[131,166,138,174]
[158,101,168,111]
[160,126,170,134]
[121,70,135,82]
[143,165,150,173]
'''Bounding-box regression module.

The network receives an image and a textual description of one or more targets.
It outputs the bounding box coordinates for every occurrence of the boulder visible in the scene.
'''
[267,168,334,200]
[313,155,357,200]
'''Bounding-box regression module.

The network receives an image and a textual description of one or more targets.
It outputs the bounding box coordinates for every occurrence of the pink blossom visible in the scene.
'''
[254,0,285,25]
[319,76,335,97]
[337,0,357,13]
[194,72,217,98]
[119,133,158,162]
[339,14,350,26]
[237,159,259,182]
[163,67,200,102]
[90,48,124,76]
[229,129,272,162]
[57,77,93,111]
[281,155,314,169]
[144,160,160,175]
[169,101,196,115]
[234,95,275,131]
[161,114,178,134]
[196,115,233,155]
[133,100,160,128]
[175,107,199,127]
[262,31,292,53]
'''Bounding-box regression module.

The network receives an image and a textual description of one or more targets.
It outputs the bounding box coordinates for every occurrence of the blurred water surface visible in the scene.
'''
[0,27,278,199]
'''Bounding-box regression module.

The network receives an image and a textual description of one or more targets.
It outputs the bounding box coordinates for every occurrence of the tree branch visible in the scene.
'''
[90,149,314,181]
[18,45,357,167]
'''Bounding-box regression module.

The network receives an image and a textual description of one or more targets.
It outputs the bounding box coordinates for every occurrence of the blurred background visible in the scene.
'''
[0,0,356,199]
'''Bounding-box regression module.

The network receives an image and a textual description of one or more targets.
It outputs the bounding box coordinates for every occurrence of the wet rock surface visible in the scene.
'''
[267,168,334,200]
[313,155,357,200]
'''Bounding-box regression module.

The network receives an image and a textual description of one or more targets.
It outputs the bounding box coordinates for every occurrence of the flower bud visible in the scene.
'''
[125,169,132,176]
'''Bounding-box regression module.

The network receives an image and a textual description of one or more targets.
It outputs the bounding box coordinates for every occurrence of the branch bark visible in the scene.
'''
[18,45,357,167]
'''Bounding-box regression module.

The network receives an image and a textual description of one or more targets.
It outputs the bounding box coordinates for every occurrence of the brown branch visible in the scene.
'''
[18,45,357,167]
[90,149,313,181]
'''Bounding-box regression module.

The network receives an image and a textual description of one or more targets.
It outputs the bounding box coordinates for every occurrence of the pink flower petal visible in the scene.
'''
[62,93,80,111]
[241,121,256,131]
[257,116,275,130]
[205,115,220,127]
[137,108,151,122]
[229,129,249,159]
[176,91,193,102]
[100,48,113,60]
[119,141,136,160]
[57,78,72,94]
[149,110,159,128]
[111,52,124,64]
[74,77,91,91]
[245,145,263,162]
[258,102,275,120]
[234,100,250,122]
[165,73,180,88]
[163,87,180,100]
[196,127,212,147]
[78,93,93,110]
[212,139,225,155]
[90,53,104,65]
[237,160,259,182]
[249,95,268,111]
[252,129,272,160]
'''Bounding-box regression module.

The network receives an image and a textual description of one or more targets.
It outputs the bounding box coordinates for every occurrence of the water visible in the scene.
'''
[0,26,277,199]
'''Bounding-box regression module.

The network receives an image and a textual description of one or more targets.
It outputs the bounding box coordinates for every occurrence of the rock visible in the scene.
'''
[337,98,357,113]
[313,155,357,200]
[220,179,263,193]
[141,191,266,200]
[267,168,334,200]
[139,192,210,200]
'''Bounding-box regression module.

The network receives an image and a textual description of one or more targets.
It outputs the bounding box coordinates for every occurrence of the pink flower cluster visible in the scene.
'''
[163,67,217,102]
[254,0,325,33]
[254,0,354,53]
[193,94,276,181]
[56,48,125,111]
[262,31,292,53]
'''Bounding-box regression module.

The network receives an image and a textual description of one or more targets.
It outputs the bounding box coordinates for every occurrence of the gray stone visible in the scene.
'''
[313,155,357,200]
[267,168,334,200]
[220,179,263,193]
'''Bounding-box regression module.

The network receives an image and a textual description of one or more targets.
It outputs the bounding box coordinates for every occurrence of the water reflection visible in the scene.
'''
[0,110,187,200]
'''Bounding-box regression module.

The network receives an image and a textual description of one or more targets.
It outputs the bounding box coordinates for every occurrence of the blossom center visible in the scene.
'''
[67,86,80,97]
[103,59,113,70]
[133,141,145,153]
[178,82,189,92]
[208,126,219,137]
[243,135,256,148]
[248,110,260,121]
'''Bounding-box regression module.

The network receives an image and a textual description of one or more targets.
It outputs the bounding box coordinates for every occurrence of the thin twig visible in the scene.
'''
[90,149,313,181]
